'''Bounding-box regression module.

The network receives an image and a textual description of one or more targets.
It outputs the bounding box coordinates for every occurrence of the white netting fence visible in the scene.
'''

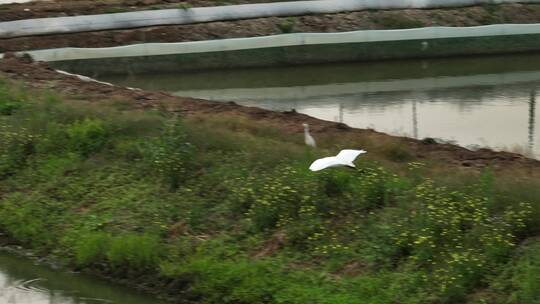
[5,24,539,62]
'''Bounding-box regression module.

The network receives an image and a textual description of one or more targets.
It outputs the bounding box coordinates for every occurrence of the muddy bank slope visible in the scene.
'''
[1,55,538,176]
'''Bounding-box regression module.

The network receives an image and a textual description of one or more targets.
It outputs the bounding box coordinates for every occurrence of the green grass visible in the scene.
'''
[0,79,539,303]
[102,7,129,14]
[374,14,426,29]
[277,17,297,33]
[176,3,193,10]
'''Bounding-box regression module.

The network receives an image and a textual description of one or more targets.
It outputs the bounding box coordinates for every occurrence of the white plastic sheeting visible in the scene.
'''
[7,23,540,62]
[2,0,540,38]
[55,70,114,86]
[0,0,39,4]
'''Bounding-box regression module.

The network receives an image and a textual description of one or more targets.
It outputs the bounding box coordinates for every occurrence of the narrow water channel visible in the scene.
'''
[94,53,540,158]
[0,251,166,304]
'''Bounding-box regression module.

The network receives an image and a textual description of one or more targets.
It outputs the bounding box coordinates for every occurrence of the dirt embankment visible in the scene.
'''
[0,0,300,22]
[1,54,538,176]
[2,3,540,52]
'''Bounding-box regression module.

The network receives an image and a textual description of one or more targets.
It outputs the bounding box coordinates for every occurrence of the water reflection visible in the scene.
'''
[529,89,537,155]
[95,54,540,158]
[412,100,418,139]
[0,251,164,304]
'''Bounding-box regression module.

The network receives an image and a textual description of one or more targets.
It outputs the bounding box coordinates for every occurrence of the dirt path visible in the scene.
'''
[1,55,538,177]
[3,4,540,52]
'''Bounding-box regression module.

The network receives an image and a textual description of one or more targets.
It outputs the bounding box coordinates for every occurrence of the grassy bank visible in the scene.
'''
[1,77,540,304]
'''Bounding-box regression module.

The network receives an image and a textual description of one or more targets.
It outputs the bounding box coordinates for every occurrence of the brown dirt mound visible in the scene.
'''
[0,55,538,176]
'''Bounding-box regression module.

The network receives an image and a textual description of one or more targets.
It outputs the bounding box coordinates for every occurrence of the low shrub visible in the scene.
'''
[0,101,21,115]
[0,82,24,115]
[0,192,59,248]
[502,241,540,303]
[28,117,110,159]
[277,17,297,33]
[66,118,109,157]
[381,143,415,162]
[75,232,162,269]
[0,125,36,178]
[177,2,192,9]
[75,232,111,266]
[107,234,162,269]
[375,14,426,29]
[394,179,532,301]
[143,120,195,190]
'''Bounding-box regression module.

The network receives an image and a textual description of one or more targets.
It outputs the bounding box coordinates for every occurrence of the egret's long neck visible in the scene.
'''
[304,126,309,134]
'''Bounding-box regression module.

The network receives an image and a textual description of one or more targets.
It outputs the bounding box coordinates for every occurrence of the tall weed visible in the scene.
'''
[144,120,195,190]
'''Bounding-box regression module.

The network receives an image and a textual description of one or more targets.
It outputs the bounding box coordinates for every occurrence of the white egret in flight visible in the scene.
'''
[303,123,316,148]
[309,149,367,171]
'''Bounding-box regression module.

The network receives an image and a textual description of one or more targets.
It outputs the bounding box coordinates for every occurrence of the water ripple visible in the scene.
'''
[14,278,48,293]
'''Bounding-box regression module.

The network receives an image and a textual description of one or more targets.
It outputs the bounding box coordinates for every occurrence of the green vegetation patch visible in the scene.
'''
[0,79,539,303]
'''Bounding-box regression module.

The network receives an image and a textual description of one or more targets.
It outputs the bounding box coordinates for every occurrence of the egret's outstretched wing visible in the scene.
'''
[309,157,343,172]
[335,149,367,163]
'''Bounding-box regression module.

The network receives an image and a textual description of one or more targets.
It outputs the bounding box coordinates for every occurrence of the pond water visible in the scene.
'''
[97,53,540,159]
[0,250,166,304]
